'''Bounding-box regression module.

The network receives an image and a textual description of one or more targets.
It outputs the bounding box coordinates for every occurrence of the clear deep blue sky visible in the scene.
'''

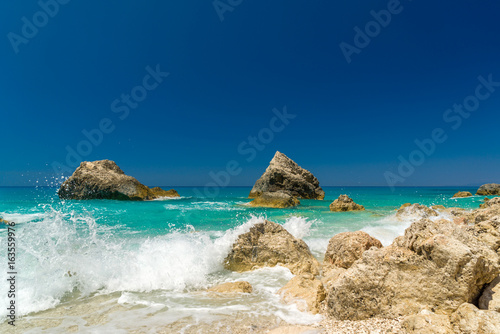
[1,1,499,187]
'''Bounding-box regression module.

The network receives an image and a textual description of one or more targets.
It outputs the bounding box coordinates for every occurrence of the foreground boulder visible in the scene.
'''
[479,276,500,312]
[224,220,320,275]
[323,231,382,269]
[453,191,473,198]
[249,151,324,200]
[58,160,180,201]
[207,281,253,294]
[477,183,500,196]
[248,191,300,208]
[278,273,325,314]
[451,303,500,333]
[326,218,500,320]
[329,195,365,212]
[402,310,453,334]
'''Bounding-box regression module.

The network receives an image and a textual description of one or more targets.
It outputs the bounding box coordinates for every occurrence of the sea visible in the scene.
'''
[0,186,488,333]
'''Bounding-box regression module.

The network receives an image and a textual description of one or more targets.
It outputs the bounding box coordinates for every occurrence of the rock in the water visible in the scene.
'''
[326,218,500,320]
[477,183,500,196]
[479,276,500,312]
[58,160,180,201]
[249,151,324,200]
[323,231,382,269]
[451,303,500,334]
[431,205,446,210]
[0,218,9,225]
[278,273,326,314]
[453,191,473,198]
[396,203,438,220]
[329,195,365,212]
[207,281,253,294]
[224,220,320,275]
[402,310,453,334]
[248,191,300,208]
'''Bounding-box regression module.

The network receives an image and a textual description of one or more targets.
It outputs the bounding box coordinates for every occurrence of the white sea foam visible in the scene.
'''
[282,216,315,239]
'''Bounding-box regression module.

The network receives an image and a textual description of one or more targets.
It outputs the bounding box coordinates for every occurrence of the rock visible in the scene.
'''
[431,205,446,210]
[329,195,365,212]
[477,183,500,196]
[480,197,500,209]
[58,160,180,201]
[323,231,382,269]
[326,218,500,320]
[396,203,438,220]
[249,151,324,200]
[278,273,326,314]
[479,276,500,312]
[224,220,320,276]
[321,267,347,291]
[207,281,253,294]
[402,310,453,334]
[248,191,300,208]
[453,191,473,198]
[450,303,500,334]
[0,218,9,225]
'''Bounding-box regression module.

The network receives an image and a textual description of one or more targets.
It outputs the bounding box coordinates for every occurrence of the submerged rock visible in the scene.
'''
[248,191,300,208]
[0,218,9,225]
[477,183,500,196]
[207,281,253,294]
[58,160,180,201]
[396,203,438,220]
[224,220,320,275]
[323,231,382,269]
[278,273,326,314]
[329,195,365,212]
[326,218,500,320]
[452,191,473,198]
[249,151,324,200]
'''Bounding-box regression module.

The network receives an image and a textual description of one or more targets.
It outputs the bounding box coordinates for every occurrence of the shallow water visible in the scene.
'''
[0,186,487,332]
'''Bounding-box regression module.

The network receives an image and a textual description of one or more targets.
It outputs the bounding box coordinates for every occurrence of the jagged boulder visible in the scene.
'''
[323,231,382,269]
[58,160,179,201]
[451,303,500,333]
[453,191,473,198]
[278,273,326,314]
[326,218,500,320]
[249,151,324,200]
[248,191,300,208]
[329,195,365,212]
[477,183,500,196]
[224,220,320,275]
[207,281,253,294]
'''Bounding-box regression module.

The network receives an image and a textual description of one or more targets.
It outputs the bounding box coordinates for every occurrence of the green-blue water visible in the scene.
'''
[0,186,488,331]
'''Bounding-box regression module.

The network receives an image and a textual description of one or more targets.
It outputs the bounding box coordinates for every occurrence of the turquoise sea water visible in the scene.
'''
[0,186,488,332]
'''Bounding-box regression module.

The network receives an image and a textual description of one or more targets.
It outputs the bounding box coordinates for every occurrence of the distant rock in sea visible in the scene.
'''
[247,191,300,208]
[249,151,324,200]
[452,191,473,198]
[58,160,180,201]
[476,183,500,196]
[329,195,364,212]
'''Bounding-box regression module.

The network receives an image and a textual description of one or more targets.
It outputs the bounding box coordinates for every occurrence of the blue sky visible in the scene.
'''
[1,1,499,187]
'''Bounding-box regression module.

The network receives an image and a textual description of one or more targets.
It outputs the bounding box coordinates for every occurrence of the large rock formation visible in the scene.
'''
[224,220,320,275]
[58,160,180,201]
[329,195,365,212]
[452,191,473,198]
[477,183,500,196]
[247,191,300,208]
[278,273,326,314]
[326,217,500,320]
[249,151,324,200]
[323,231,382,269]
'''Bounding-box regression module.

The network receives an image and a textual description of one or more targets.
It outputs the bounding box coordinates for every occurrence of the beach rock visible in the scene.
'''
[329,195,365,212]
[323,231,382,269]
[480,197,500,209]
[58,160,180,201]
[248,191,300,208]
[431,205,446,210]
[249,151,324,200]
[278,273,326,314]
[450,303,500,334]
[207,281,253,294]
[453,191,473,198]
[396,203,438,220]
[479,276,500,312]
[326,218,500,320]
[477,183,500,196]
[224,220,320,276]
[402,310,453,334]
